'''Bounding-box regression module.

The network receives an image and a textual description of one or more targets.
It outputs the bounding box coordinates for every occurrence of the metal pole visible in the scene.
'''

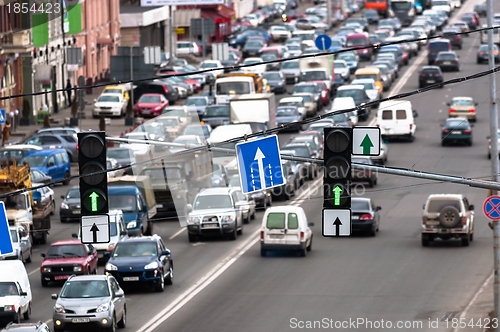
[130,46,134,107]
[487,0,500,328]
[202,19,206,59]
[327,0,333,30]
[169,6,174,60]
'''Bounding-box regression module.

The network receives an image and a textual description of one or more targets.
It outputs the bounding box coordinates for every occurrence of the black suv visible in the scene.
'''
[133,81,179,105]
[418,66,444,89]
[1,321,51,332]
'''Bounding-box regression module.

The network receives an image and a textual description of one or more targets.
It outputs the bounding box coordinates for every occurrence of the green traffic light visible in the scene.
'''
[333,186,342,206]
[89,192,99,212]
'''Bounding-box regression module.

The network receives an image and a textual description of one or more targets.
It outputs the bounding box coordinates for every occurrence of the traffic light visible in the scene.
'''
[323,127,352,209]
[78,132,108,216]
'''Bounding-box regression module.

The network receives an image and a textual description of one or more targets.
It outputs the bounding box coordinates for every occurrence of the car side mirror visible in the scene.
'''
[88,251,92,255]
[20,292,27,296]
[94,99,97,103]
[48,162,55,167]
[235,201,246,207]
[376,206,382,211]
[446,102,450,106]
[471,124,474,127]
[51,294,58,300]
[72,233,78,238]
[422,204,425,209]
[60,195,65,199]
[308,222,315,227]
[469,204,475,211]
[162,249,171,256]
[115,289,125,298]
[413,110,418,118]
[41,253,46,258]
[187,204,193,212]
[487,136,491,139]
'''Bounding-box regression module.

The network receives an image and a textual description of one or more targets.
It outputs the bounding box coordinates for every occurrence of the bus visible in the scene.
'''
[365,0,390,18]
[390,0,416,26]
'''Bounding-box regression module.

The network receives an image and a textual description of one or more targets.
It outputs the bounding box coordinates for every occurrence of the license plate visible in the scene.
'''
[202,224,218,229]
[427,80,435,83]
[451,131,461,134]
[156,204,163,208]
[123,276,139,281]
[98,253,104,258]
[55,275,69,280]
[72,210,80,214]
[142,110,150,114]
[444,61,451,64]
[352,215,360,220]
[269,234,284,239]
[71,318,90,323]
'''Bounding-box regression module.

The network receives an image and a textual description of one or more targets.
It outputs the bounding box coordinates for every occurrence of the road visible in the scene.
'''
[13,0,500,331]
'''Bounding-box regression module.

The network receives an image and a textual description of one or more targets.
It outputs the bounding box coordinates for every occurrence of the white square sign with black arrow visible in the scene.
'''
[81,215,110,244]
[322,209,351,237]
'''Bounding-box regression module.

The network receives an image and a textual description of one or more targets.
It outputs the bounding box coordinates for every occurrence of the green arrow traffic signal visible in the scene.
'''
[360,134,374,155]
[333,186,342,206]
[89,192,99,212]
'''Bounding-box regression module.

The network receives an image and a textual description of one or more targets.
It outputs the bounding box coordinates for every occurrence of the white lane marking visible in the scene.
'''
[452,272,493,332]
[136,178,323,332]
[169,227,186,240]
[29,268,39,276]
[45,319,52,325]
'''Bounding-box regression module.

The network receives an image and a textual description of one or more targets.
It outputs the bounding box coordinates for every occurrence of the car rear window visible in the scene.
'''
[288,213,299,229]
[381,110,393,120]
[396,110,407,119]
[429,41,450,51]
[267,213,285,229]
[426,200,461,213]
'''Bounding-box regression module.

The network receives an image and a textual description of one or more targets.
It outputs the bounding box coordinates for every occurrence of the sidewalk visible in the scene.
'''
[7,85,138,144]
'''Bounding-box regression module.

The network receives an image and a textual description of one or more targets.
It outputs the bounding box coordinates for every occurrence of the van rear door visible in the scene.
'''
[264,212,287,245]
[393,109,410,135]
[285,212,302,246]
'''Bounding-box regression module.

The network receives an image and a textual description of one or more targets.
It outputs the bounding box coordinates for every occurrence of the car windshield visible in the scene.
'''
[281,61,299,69]
[299,95,312,102]
[139,95,161,103]
[140,167,182,180]
[60,280,110,299]
[356,74,378,81]
[288,44,301,51]
[433,0,449,5]
[282,146,309,157]
[277,107,299,116]
[452,99,473,106]
[228,177,240,187]
[243,59,262,65]
[245,41,263,48]
[335,62,347,68]
[204,106,230,117]
[184,126,209,136]
[104,89,122,94]
[352,200,370,210]
[446,120,468,128]
[332,114,349,122]
[97,95,120,103]
[337,89,362,100]
[302,71,327,80]
[2,195,27,210]
[186,98,207,106]
[338,54,357,61]
[162,109,185,118]
[347,38,368,47]
[216,82,251,94]
[21,155,47,167]
[200,62,219,69]
[293,86,316,94]
[157,118,179,127]
[113,242,157,257]
[262,50,279,58]
[353,82,375,90]
[391,1,412,10]
[66,188,80,199]
[0,282,18,296]
[173,137,198,145]
[194,194,233,209]
[262,54,277,61]
[107,149,131,160]
[9,229,18,242]
[280,101,301,107]
[109,195,138,212]
[47,244,86,257]
[263,73,282,80]
[437,53,456,60]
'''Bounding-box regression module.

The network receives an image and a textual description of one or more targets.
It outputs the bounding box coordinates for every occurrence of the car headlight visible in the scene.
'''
[127,221,137,229]
[107,243,116,251]
[105,263,118,271]
[145,261,159,269]
[175,194,181,199]
[187,216,201,224]
[60,203,69,209]
[54,303,65,313]
[96,303,110,313]
[221,215,234,222]
[42,267,51,273]
[213,179,221,185]
[73,265,82,272]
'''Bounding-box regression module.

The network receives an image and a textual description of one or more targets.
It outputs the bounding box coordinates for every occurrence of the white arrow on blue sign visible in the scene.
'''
[0,109,6,125]
[236,135,285,194]
[0,202,14,255]
[315,34,332,51]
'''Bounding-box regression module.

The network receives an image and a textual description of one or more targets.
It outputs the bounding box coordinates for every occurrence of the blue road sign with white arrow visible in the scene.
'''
[315,34,332,51]
[0,109,6,125]
[0,202,14,255]
[236,135,285,194]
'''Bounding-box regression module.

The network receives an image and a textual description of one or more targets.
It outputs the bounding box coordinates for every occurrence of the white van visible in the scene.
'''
[72,210,128,262]
[0,260,32,322]
[376,100,418,141]
[332,97,358,126]
[208,124,253,166]
[260,206,313,257]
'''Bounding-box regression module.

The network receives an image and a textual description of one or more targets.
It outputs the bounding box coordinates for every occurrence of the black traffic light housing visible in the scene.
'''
[323,127,352,209]
[78,132,108,216]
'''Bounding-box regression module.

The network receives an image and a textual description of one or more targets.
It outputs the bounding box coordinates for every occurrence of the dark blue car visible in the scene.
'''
[229,29,272,48]
[104,235,173,292]
[276,106,303,132]
[21,149,71,185]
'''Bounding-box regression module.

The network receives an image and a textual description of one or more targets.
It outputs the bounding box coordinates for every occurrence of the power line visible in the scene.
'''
[1,25,498,102]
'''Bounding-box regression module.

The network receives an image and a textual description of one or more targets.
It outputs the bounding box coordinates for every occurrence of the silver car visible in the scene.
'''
[52,275,126,332]
[2,226,32,263]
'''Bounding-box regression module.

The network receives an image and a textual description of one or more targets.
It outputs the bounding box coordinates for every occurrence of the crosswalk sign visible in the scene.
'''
[0,109,5,125]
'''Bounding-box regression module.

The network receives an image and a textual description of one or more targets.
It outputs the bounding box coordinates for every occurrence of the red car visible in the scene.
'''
[284,13,306,22]
[40,239,98,287]
[313,81,331,106]
[134,93,169,117]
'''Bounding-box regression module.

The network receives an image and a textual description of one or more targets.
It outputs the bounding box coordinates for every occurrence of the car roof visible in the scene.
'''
[116,235,162,243]
[198,187,238,196]
[427,194,464,200]
[67,274,110,282]
[338,85,364,90]
[51,239,85,246]
[351,197,371,203]
[24,149,68,156]
[452,96,473,100]
[265,205,304,214]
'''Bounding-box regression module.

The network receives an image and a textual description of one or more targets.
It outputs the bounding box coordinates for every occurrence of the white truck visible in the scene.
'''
[229,93,277,130]
[214,73,269,104]
[299,55,335,98]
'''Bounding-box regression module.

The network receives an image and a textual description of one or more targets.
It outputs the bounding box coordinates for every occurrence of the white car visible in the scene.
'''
[176,41,200,56]
[334,60,350,81]
[269,25,292,42]
[241,58,267,75]
[120,132,152,155]
[199,60,224,79]
[169,135,204,154]
[245,14,259,27]
[351,78,381,104]
[93,93,126,118]
[431,0,451,15]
